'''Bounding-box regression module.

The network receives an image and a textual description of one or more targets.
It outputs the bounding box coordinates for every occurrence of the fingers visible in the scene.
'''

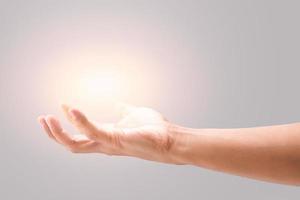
[38,105,129,155]
[38,115,98,153]
[61,105,113,143]
[45,115,75,147]
[37,116,56,140]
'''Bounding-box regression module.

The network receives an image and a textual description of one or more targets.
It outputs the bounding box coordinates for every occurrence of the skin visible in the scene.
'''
[38,104,300,186]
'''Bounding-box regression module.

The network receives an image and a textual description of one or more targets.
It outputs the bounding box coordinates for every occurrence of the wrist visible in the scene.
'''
[168,124,198,165]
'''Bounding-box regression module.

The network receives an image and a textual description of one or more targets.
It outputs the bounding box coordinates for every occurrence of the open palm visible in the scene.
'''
[38,103,176,163]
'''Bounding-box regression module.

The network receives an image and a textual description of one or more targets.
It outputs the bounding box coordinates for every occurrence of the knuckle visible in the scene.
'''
[67,141,81,153]
[68,139,77,147]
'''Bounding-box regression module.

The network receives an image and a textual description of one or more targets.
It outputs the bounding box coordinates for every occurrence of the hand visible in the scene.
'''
[38,104,179,164]
[38,103,300,185]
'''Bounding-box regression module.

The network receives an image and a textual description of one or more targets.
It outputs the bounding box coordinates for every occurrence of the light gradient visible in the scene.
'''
[1,0,300,199]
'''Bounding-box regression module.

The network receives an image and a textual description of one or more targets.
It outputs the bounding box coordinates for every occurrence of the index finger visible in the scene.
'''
[45,115,75,147]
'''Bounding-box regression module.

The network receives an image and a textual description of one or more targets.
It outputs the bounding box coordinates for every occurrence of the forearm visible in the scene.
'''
[170,123,300,185]
[39,104,300,185]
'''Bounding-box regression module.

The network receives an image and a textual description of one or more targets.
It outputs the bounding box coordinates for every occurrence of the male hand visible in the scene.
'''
[38,104,178,163]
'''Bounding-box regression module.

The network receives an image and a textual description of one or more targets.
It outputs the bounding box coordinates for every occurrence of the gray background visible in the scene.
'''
[1,0,300,199]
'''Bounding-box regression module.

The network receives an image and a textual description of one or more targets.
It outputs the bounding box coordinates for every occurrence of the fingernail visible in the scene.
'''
[69,109,78,120]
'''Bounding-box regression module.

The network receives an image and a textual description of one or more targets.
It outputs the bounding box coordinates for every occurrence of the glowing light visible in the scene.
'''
[51,67,125,118]
[81,70,119,99]
[41,50,165,115]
